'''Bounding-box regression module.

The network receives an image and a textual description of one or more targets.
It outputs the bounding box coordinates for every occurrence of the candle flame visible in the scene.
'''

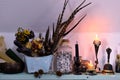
[89,60,93,65]
[88,60,93,67]
[87,60,94,70]
[93,34,101,46]
[95,34,99,40]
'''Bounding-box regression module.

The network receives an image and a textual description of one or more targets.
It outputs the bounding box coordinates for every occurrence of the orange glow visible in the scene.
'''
[89,60,93,66]
[88,60,94,70]
[73,12,112,33]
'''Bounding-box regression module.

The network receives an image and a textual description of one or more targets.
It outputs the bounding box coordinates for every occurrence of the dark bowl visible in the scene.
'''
[0,62,25,74]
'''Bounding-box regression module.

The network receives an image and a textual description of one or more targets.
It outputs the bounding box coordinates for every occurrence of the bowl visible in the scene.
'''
[0,62,25,74]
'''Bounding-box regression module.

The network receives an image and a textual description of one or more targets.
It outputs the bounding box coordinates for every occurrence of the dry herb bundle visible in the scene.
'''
[44,0,91,54]
[14,0,91,57]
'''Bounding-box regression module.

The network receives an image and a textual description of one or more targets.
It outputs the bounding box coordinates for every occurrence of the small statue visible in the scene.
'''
[115,54,120,72]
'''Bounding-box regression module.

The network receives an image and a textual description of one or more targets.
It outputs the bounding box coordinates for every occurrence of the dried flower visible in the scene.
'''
[14,0,91,57]
[15,27,34,44]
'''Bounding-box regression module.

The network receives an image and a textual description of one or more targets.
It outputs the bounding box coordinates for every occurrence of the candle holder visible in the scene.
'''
[73,42,82,75]
[102,48,114,74]
[73,57,82,75]
[93,40,101,71]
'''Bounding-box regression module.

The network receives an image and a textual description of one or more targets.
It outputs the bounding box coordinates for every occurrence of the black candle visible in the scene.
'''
[75,41,79,58]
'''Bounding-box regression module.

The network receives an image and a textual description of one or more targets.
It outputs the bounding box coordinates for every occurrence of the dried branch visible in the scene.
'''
[45,26,49,43]
[75,0,86,11]
[64,14,87,36]
[45,0,91,53]
[59,0,69,24]
[52,23,55,39]
[53,0,69,39]
[75,2,92,15]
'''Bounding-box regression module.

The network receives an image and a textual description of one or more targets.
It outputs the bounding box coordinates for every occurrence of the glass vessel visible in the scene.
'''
[54,39,72,73]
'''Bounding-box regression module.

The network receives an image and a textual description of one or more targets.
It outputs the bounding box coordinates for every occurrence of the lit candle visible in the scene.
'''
[93,34,101,46]
[88,61,94,70]
[75,41,79,58]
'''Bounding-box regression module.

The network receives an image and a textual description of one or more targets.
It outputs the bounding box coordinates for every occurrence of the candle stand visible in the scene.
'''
[93,40,101,71]
[73,42,82,75]
[73,57,82,75]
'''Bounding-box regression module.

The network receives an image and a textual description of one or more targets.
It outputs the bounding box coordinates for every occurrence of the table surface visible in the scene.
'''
[0,72,120,80]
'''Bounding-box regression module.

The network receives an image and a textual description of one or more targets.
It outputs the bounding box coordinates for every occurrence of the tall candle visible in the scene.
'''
[75,41,79,58]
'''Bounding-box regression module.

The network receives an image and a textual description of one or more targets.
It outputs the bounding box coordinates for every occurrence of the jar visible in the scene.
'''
[54,39,72,73]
